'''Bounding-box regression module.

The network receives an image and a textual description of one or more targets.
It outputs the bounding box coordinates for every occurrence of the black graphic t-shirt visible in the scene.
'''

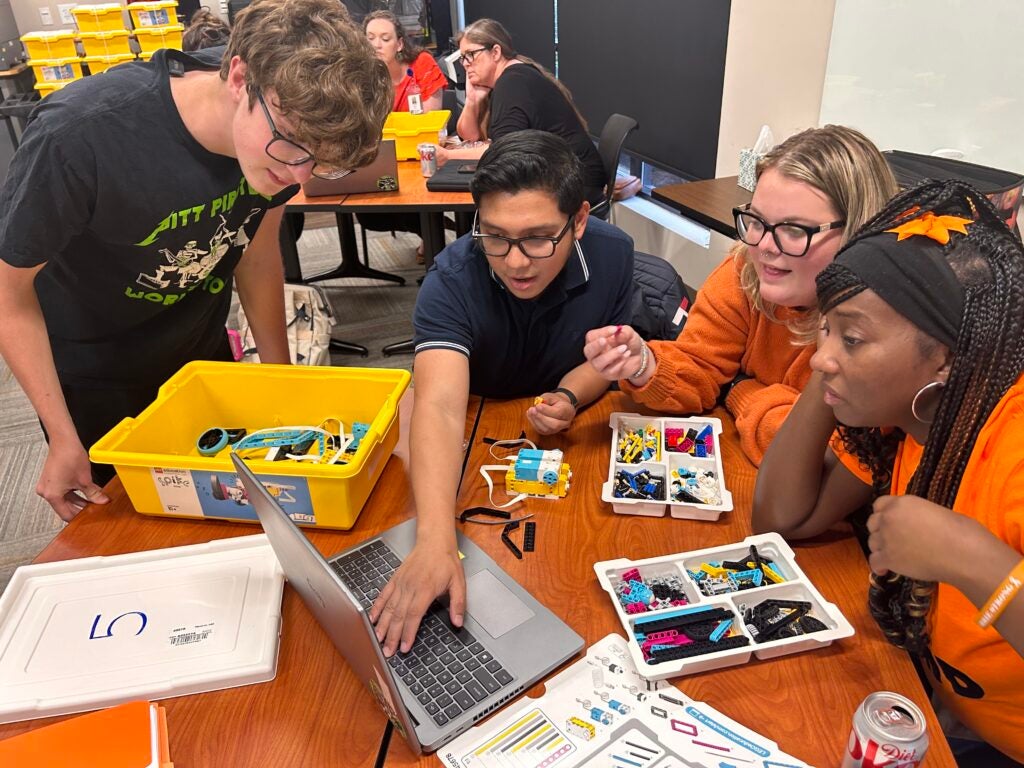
[0,47,295,387]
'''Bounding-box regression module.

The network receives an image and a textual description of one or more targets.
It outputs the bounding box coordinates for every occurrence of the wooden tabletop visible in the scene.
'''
[652,176,751,238]
[0,392,482,766]
[286,161,476,214]
[382,392,955,767]
[0,391,954,766]
[0,63,28,78]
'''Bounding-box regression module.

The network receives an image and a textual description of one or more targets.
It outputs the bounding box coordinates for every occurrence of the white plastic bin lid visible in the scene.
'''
[0,535,284,723]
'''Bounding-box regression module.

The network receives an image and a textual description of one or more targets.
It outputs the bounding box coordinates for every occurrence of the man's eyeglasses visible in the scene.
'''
[472,212,575,259]
[458,47,490,66]
[732,204,845,257]
[254,88,352,181]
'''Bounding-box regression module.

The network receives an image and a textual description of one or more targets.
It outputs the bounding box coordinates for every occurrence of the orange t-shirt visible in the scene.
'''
[622,255,814,466]
[833,379,1024,760]
[392,51,448,112]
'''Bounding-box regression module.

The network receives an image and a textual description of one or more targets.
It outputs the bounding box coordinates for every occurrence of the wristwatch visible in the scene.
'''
[551,387,579,409]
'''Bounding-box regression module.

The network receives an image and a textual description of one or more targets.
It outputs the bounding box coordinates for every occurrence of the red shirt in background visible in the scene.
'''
[392,51,448,112]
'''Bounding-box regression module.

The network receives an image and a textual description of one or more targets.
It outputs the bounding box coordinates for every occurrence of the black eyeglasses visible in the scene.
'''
[733,204,845,257]
[458,47,490,66]
[472,213,575,259]
[254,88,352,181]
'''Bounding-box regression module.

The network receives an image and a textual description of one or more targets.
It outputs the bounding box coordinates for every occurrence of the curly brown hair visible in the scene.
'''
[222,0,392,170]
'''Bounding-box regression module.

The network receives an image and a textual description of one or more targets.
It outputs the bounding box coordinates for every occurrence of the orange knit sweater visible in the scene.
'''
[622,256,814,466]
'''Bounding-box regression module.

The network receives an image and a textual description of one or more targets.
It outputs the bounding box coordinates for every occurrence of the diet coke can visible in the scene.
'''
[418,142,437,177]
[841,691,929,767]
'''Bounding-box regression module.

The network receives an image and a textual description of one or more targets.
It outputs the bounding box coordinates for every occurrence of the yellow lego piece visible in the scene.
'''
[700,563,727,579]
[565,716,596,741]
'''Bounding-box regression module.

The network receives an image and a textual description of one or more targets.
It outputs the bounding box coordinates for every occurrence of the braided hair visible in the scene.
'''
[816,179,1024,653]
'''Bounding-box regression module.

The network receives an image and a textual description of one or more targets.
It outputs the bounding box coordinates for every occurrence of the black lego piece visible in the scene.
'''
[648,634,750,663]
[459,506,512,523]
[501,521,522,560]
[482,430,527,445]
[634,606,733,634]
[522,521,536,552]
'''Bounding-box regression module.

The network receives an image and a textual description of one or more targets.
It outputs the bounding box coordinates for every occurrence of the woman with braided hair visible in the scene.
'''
[753,179,1024,764]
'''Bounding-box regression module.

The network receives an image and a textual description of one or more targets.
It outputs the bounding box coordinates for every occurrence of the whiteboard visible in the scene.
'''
[819,0,1024,174]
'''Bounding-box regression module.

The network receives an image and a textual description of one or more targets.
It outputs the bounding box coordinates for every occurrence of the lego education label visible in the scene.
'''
[152,467,203,517]
[151,467,316,524]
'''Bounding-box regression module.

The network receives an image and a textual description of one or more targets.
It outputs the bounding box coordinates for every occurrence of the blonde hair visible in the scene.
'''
[457,18,588,140]
[736,124,898,342]
[223,0,392,170]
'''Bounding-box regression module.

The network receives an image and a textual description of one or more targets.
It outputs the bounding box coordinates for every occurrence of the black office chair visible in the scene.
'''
[590,114,639,221]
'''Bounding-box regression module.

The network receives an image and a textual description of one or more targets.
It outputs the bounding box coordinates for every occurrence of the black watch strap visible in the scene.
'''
[552,387,579,409]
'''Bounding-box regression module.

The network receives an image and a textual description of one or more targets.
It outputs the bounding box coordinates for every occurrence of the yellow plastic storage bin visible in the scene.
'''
[21,31,79,60]
[382,110,451,160]
[28,57,84,84]
[79,29,131,56]
[35,81,70,98]
[90,362,412,529]
[85,52,134,73]
[128,0,178,28]
[133,24,183,53]
[71,3,127,32]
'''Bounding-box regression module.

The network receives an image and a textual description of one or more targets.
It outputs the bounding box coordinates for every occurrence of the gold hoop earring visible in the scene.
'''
[911,381,945,424]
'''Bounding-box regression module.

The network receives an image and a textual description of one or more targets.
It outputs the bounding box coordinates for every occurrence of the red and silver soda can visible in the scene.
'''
[418,142,437,177]
[841,691,929,768]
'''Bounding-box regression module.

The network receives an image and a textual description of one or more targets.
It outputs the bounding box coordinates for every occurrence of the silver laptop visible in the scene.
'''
[232,454,583,754]
[301,140,400,196]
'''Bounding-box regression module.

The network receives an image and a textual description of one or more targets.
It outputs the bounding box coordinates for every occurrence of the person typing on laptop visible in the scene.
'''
[369,129,634,656]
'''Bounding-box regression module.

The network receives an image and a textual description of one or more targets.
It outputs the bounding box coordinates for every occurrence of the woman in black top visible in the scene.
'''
[441,18,606,209]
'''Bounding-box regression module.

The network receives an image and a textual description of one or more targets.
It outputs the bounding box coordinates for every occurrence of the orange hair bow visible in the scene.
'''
[886,210,972,245]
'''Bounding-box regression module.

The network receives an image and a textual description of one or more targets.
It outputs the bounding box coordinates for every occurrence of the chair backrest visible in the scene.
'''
[592,113,639,218]
[631,251,693,342]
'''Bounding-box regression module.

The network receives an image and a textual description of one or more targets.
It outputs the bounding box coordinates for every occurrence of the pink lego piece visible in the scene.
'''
[621,568,641,583]
[625,602,648,614]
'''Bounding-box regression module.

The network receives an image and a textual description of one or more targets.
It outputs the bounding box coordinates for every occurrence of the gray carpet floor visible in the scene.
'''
[0,217,425,594]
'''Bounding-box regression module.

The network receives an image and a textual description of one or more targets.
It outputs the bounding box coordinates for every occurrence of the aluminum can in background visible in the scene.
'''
[841,691,928,768]
[418,143,437,177]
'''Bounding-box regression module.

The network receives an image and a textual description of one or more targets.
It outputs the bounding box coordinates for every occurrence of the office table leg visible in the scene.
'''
[301,213,406,285]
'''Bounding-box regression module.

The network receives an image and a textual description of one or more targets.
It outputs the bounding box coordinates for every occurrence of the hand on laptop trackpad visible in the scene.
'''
[465,569,535,639]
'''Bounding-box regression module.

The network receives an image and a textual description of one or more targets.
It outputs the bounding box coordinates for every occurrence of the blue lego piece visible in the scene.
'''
[633,604,716,627]
[348,422,370,451]
[710,619,733,642]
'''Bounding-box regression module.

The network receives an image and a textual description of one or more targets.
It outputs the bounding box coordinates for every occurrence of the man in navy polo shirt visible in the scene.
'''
[369,130,634,656]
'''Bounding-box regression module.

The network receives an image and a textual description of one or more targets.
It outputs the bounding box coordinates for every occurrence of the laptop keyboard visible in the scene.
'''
[329,539,514,727]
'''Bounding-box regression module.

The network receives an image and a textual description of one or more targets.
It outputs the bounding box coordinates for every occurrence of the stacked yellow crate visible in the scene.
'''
[80,28,133,74]
[21,29,82,98]
[71,4,136,78]
[129,1,183,62]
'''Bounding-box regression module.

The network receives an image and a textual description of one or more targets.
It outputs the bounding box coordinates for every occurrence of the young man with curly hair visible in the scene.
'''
[0,0,392,520]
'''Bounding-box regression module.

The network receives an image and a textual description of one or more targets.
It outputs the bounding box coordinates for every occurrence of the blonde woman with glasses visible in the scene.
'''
[584,125,898,466]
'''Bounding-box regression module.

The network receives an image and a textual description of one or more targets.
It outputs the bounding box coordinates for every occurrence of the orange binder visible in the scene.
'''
[0,700,172,767]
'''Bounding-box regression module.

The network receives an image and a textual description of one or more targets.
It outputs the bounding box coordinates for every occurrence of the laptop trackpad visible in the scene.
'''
[466,569,535,638]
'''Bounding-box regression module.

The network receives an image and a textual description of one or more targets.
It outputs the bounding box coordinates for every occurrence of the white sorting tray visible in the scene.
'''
[594,533,854,680]
[0,534,284,723]
[601,412,733,521]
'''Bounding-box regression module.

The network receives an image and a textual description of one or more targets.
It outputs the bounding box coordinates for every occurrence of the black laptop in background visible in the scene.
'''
[425,159,478,192]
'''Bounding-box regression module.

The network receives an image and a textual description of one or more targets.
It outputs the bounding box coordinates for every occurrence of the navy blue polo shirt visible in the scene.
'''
[413,217,634,398]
